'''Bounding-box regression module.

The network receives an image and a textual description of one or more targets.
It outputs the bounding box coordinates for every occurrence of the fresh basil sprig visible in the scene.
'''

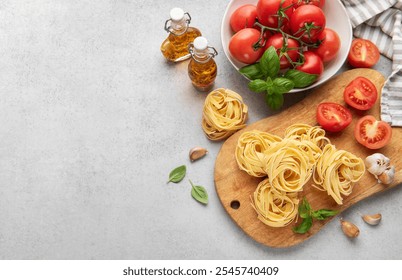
[239,46,318,110]
[293,197,338,234]
[190,180,208,205]
[167,165,186,183]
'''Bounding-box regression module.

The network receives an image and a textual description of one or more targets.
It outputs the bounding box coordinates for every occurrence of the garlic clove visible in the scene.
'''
[362,213,382,226]
[365,153,390,176]
[340,219,360,238]
[189,147,208,162]
[377,165,395,185]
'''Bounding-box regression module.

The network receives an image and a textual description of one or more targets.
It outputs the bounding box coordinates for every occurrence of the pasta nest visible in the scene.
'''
[202,88,248,141]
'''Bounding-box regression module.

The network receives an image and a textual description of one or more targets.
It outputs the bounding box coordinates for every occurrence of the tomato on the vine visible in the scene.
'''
[354,115,392,149]
[317,102,352,132]
[290,5,326,43]
[296,51,324,76]
[348,38,380,68]
[229,28,264,64]
[265,34,300,69]
[344,77,378,111]
[230,4,258,33]
[256,0,294,28]
[292,0,325,9]
[311,28,340,63]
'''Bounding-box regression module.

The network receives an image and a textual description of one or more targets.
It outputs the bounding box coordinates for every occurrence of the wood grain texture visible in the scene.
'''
[214,68,402,248]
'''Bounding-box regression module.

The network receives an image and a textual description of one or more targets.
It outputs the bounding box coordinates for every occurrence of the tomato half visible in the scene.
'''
[348,38,380,68]
[256,0,294,28]
[344,77,378,111]
[229,28,264,64]
[265,33,300,69]
[290,5,326,43]
[311,28,340,63]
[316,102,352,132]
[296,51,324,76]
[230,4,258,33]
[354,115,392,149]
[292,0,325,8]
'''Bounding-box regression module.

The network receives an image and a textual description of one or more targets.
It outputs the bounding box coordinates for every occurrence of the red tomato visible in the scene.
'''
[354,115,392,149]
[292,0,325,8]
[256,0,294,28]
[311,28,340,62]
[296,51,324,76]
[229,28,264,64]
[290,5,326,43]
[344,77,378,110]
[348,38,380,68]
[316,102,352,132]
[230,4,258,33]
[265,34,300,69]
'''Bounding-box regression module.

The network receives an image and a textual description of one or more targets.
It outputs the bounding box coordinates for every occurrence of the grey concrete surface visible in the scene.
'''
[0,0,401,260]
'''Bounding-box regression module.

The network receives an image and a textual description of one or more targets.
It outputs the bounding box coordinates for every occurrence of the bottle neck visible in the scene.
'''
[192,48,211,63]
[170,18,188,36]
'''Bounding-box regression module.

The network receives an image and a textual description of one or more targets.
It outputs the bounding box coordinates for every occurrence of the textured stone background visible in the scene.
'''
[0,0,400,259]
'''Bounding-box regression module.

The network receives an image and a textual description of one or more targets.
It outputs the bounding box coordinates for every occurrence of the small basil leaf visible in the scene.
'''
[265,92,284,110]
[248,79,268,93]
[293,216,313,234]
[260,46,280,79]
[284,69,318,88]
[190,180,208,205]
[239,63,265,80]
[273,78,295,94]
[312,209,338,220]
[298,198,312,219]
[167,165,186,183]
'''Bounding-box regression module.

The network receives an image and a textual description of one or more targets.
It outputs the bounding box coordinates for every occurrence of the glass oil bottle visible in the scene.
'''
[160,8,202,62]
[188,37,218,92]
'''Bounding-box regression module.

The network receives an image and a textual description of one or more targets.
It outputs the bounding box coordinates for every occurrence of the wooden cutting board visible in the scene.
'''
[214,68,402,248]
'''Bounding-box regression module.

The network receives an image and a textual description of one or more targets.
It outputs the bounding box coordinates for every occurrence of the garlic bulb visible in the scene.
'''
[377,165,395,185]
[365,153,390,176]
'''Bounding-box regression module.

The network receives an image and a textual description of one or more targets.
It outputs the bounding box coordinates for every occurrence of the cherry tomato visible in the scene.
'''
[348,38,380,68]
[229,28,264,64]
[316,102,352,132]
[230,4,258,33]
[265,34,300,69]
[354,115,392,149]
[311,28,340,63]
[344,77,378,111]
[290,5,326,43]
[256,0,294,28]
[292,0,325,8]
[296,51,324,76]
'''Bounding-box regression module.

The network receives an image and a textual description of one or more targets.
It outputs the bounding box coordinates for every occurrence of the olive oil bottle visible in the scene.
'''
[160,8,202,62]
[188,37,218,92]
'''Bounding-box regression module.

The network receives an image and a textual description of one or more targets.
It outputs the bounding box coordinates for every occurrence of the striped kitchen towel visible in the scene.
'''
[341,0,402,126]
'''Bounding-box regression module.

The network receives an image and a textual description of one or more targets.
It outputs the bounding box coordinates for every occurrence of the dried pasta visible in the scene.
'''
[313,144,365,205]
[202,88,248,141]
[235,130,282,177]
[252,178,299,227]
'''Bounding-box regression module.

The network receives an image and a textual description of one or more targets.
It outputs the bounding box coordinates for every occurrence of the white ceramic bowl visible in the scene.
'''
[221,0,352,92]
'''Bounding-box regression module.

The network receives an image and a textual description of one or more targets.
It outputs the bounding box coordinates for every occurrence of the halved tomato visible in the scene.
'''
[354,115,392,149]
[348,38,380,68]
[316,102,352,132]
[344,77,378,110]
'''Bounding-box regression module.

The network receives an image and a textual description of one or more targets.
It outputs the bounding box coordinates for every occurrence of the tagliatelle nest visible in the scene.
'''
[202,88,248,141]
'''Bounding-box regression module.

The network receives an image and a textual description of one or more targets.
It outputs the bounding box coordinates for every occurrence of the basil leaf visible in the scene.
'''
[260,46,280,79]
[167,165,186,183]
[239,63,265,80]
[284,69,318,88]
[298,197,312,219]
[265,92,284,110]
[248,79,268,93]
[190,180,208,205]
[312,209,338,220]
[293,216,313,234]
[273,78,295,94]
